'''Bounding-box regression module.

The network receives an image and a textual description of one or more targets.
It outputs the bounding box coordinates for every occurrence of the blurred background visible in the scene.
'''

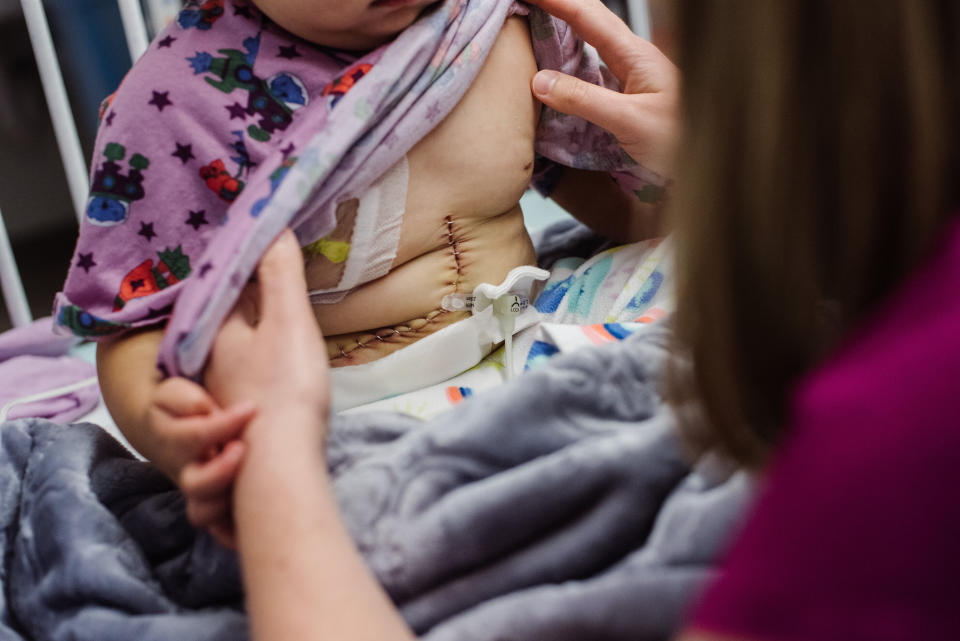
[0,0,179,330]
[0,0,664,331]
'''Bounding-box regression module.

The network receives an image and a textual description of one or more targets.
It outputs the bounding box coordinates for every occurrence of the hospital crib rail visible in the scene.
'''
[0,0,650,330]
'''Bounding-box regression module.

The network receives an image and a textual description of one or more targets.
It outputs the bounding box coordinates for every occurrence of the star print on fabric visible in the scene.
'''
[172,143,195,164]
[157,35,176,48]
[226,102,247,120]
[105,111,116,127]
[76,252,96,273]
[144,304,174,320]
[199,262,214,278]
[234,4,253,18]
[186,210,209,230]
[278,44,301,59]
[425,101,443,122]
[129,279,145,292]
[280,142,296,158]
[589,128,614,152]
[138,221,157,241]
[149,90,173,112]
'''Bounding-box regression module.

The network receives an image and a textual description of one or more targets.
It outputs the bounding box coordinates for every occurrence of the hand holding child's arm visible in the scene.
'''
[149,377,253,546]
[205,230,414,641]
[98,330,253,547]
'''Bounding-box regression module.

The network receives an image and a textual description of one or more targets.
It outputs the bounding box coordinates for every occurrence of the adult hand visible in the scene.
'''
[144,377,252,548]
[205,229,331,450]
[528,0,680,177]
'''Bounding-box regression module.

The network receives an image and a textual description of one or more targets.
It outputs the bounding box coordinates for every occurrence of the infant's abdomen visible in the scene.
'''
[311,16,541,365]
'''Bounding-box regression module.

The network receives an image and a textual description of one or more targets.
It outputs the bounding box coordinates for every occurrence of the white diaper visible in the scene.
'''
[329,265,549,412]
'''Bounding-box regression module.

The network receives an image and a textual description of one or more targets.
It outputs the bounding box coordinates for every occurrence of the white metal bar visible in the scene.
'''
[144,0,181,37]
[117,0,150,63]
[626,0,651,39]
[20,0,88,223]
[0,207,32,328]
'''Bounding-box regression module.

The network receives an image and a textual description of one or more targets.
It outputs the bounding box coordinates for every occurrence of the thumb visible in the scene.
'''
[176,403,254,461]
[532,70,637,142]
[256,228,311,325]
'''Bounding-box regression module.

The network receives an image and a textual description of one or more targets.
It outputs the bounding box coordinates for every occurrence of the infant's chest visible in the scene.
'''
[402,17,540,225]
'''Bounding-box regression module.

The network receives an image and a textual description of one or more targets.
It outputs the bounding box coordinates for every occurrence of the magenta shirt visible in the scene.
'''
[688,219,960,641]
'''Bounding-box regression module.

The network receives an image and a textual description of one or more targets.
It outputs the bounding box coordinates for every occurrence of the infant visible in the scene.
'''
[56,0,658,540]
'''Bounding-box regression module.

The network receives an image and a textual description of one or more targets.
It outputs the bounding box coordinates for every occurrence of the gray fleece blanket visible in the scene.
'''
[0,322,752,641]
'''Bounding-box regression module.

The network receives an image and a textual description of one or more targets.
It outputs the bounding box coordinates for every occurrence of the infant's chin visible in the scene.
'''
[370,0,418,7]
[304,2,441,51]
[365,1,443,36]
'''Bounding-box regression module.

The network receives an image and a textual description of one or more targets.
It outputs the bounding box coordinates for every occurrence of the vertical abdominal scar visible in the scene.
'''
[329,215,468,364]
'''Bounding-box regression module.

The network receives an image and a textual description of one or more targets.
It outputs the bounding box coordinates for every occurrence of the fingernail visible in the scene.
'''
[532,71,556,97]
[233,401,257,416]
[226,440,246,460]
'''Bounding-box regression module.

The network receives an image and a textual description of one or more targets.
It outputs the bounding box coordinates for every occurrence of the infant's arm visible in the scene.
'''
[97,327,239,468]
[97,327,167,456]
[547,166,664,244]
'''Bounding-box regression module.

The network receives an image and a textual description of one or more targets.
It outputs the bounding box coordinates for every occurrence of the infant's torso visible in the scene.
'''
[312,17,540,365]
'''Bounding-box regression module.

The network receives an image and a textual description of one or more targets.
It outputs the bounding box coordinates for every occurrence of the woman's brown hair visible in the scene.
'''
[668,0,960,467]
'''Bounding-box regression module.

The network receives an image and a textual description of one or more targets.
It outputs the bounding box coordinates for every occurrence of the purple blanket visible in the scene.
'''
[0,318,98,424]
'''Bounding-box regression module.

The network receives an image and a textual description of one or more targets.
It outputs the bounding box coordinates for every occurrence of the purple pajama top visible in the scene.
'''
[54,0,666,379]
[688,218,960,640]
